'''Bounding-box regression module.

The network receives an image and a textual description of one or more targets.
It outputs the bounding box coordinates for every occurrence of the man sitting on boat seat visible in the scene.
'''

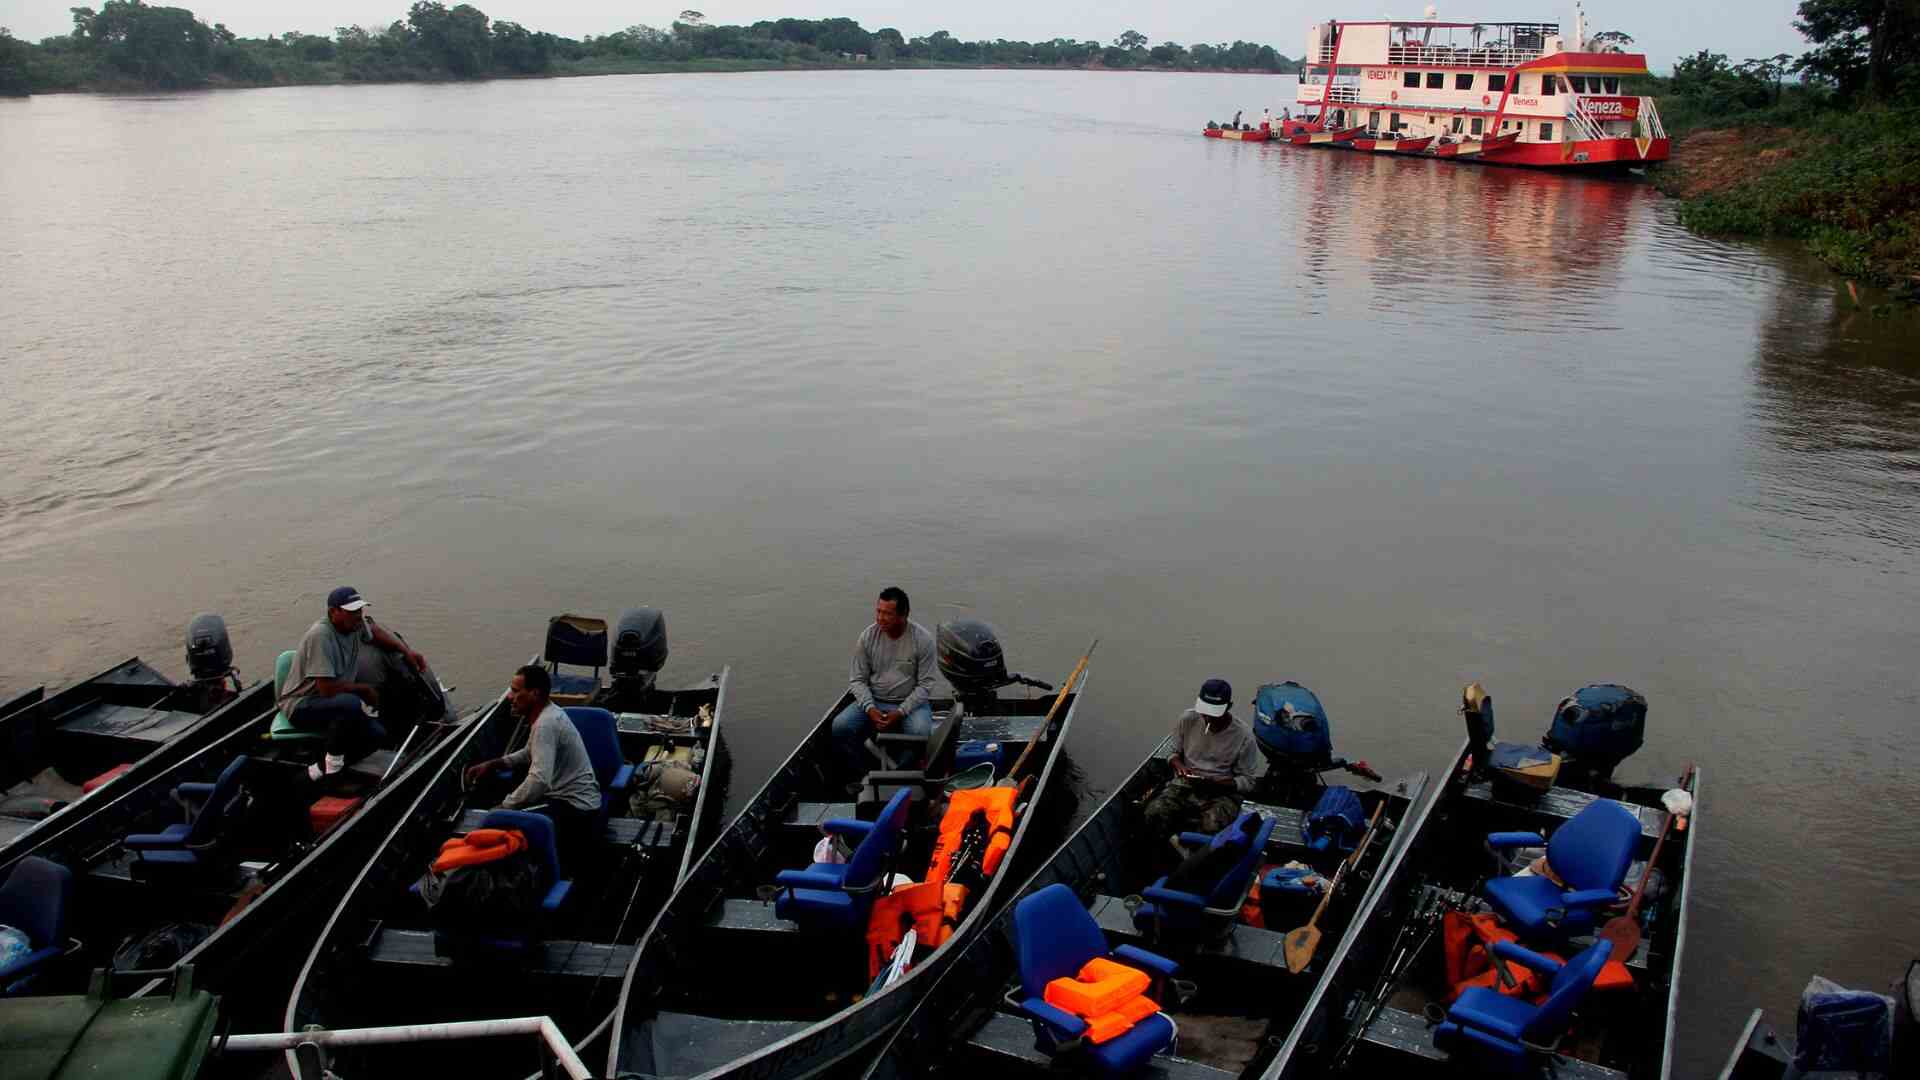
[1142,679,1263,846]
[280,586,428,782]
[463,665,602,873]
[831,586,936,788]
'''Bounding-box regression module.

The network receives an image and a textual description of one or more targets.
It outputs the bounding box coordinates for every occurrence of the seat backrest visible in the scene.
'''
[0,856,71,946]
[1546,800,1640,893]
[1205,811,1274,908]
[844,789,913,889]
[1524,939,1612,1041]
[187,755,250,847]
[545,614,608,670]
[564,707,623,790]
[479,808,562,888]
[274,650,295,697]
[1015,883,1110,999]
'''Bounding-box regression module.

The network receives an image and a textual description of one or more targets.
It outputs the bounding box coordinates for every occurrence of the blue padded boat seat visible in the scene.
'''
[1014,883,1178,1073]
[546,614,608,703]
[267,649,324,742]
[1483,800,1639,940]
[0,856,73,996]
[773,788,912,933]
[1134,811,1276,938]
[479,809,572,915]
[1434,939,1612,1071]
[123,755,250,869]
[565,706,635,815]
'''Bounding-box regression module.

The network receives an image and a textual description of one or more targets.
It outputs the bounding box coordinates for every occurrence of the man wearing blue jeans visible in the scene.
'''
[831,586,936,787]
[279,586,428,781]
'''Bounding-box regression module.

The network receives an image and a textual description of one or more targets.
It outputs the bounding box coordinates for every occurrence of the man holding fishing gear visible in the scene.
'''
[1142,678,1264,842]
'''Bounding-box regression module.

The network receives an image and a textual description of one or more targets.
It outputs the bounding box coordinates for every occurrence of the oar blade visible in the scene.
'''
[1283,925,1322,974]
[1598,915,1641,958]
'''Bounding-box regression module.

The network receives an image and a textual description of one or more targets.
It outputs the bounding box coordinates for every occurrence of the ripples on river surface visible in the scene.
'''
[2,70,1916,1071]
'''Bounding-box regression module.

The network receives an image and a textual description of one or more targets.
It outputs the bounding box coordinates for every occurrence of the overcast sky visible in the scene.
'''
[1,2,1810,71]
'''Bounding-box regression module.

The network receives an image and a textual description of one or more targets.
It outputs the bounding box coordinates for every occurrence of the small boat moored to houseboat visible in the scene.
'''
[1203,125,1277,142]
[862,679,1431,1080]
[607,622,1086,1080]
[1271,682,1699,1080]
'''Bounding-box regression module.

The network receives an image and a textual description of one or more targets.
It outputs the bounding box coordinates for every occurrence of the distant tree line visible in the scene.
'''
[0,2,1297,95]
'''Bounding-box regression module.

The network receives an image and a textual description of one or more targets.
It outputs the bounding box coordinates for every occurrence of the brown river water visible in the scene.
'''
[2,70,1916,1073]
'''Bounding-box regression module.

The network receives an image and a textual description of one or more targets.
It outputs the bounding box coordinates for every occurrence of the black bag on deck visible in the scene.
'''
[417,849,539,935]
[111,921,212,971]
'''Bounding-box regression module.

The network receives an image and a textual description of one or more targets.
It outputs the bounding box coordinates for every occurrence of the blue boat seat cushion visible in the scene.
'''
[1434,939,1613,1069]
[774,788,912,932]
[563,707,636,809]
[1014,884,1178,1073]
[1483,800,1639,939]
[123,755,250,868]
[0,857,73,995]
[478,809,572,913]
[1134,811,1275,935]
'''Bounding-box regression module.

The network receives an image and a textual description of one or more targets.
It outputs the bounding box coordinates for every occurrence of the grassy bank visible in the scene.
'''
[1621,72,1920,299]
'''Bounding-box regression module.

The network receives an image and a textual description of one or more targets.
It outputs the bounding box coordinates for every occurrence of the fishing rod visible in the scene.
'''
[1330,881,1461,1071]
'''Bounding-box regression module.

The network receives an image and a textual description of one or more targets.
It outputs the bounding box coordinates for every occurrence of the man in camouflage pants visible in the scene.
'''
[1143,678,1264,840]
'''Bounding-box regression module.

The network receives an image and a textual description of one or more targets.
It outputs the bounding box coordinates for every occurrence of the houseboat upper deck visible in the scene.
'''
[1293,9,1669,169]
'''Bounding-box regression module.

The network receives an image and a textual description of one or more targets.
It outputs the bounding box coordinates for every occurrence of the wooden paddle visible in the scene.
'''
[1598,764,1696,958]
[1002,638,1098,781]
[1283,800,1387,974]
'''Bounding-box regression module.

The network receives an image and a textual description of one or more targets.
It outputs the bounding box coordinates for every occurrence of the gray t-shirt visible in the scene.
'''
[502,702,602,813]
[849,621,936,712]
[1173,710,1264,793]
[280,617,374,718]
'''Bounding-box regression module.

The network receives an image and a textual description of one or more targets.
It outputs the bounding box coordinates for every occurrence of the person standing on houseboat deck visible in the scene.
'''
[280,586,428,781]
[1232,109,1243,130]
[1262,107,1272,132]
[1143,678,1263,840]
[831,586,936,787]
[463,664,601,873]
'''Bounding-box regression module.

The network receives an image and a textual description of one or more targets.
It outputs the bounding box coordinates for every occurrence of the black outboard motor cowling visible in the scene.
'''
[937,619,1008,701]
[611,607,668,691]
[185,613,234,682]
[1544,684,1647,783]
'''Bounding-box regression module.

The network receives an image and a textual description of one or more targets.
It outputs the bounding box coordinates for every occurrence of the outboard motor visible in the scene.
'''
[936,619,1052,711]
[184,613,238,710]
[1544,684,1646,783]
[1252,682,1335,776]
[610,607,668,695]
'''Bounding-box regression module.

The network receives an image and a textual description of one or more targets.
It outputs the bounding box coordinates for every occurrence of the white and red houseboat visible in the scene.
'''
[1291,7,1669,168]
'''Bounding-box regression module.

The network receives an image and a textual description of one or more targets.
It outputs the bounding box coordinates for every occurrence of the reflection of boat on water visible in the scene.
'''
[1292,9,1670,170]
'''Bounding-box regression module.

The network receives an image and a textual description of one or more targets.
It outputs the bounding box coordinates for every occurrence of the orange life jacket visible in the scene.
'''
[926,787,1017,885]
[431,827,528,873]
[1044,957,1161,1044]
[1442,911,1635,1002]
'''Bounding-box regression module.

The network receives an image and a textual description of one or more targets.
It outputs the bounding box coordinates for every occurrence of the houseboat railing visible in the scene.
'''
[221,1016,593,1080]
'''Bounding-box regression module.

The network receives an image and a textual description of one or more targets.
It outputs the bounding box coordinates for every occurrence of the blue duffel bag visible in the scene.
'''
[1301,785,1367,854]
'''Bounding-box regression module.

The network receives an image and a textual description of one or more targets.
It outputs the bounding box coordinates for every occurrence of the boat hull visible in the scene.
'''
[1,661,273,862]
[863,736,1434,1080]
[1292,132,1666,169]
[285,665,732,1077]
[1270,747,1701,1080]
[610,677,1085,1080]
[1203,128,1276,141]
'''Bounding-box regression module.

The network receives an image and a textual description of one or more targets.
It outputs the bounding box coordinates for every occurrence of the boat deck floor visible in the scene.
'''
[1354,1004,1627,1080]
[643,1009,813,1074]
[366,926,635,981]
[1087,894,1294,968]
[456,809,677,852]
[967,1010,1239,1080]
[1461,781,1667,840]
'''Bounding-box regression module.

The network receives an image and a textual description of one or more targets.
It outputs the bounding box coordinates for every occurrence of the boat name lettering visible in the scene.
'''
[1583,96,1640,118]
[1506,96,1540,107]
[1366,69,1393,79]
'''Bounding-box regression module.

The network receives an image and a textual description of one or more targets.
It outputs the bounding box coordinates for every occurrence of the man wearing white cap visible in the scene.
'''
[280,585,428,781]
[1143,677,1264,840]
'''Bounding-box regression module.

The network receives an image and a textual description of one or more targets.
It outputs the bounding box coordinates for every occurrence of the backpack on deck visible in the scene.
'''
[1301,785,1367,854]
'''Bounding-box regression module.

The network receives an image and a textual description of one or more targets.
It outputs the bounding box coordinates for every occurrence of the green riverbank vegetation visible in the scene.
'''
[0,2,1296,96]
[1630,1,1920,299]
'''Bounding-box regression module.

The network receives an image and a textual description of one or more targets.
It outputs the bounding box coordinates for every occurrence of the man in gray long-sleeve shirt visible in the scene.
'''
[1144,677,1264,840]
[464,664,601,872]
[831,586,936,785]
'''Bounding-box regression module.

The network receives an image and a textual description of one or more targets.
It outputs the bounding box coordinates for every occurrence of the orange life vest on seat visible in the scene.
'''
[431,827,528,873]
[1044,957,1162,1044]
[926,787,1017,884]
[1442,911,1635,1002]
